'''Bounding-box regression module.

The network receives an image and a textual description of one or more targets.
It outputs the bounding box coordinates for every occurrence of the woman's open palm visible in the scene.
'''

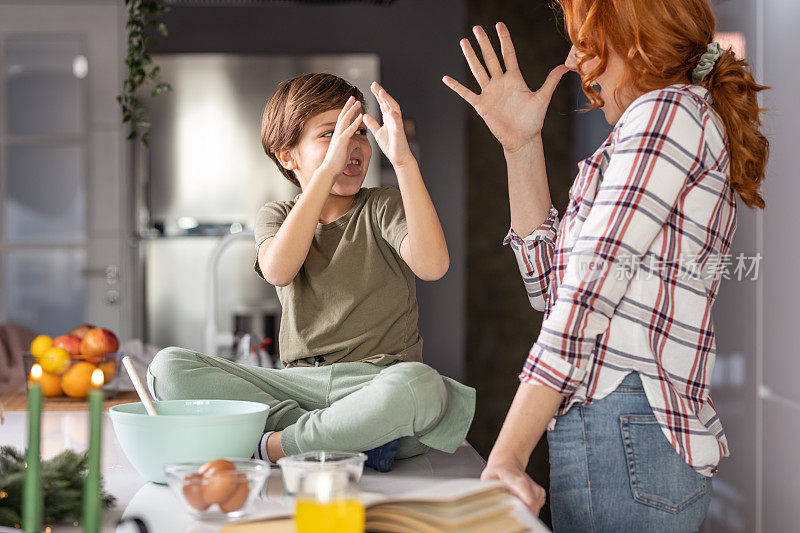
[443,23,568,153]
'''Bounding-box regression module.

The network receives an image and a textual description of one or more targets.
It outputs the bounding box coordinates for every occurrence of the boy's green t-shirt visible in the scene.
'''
[253,186,422,368]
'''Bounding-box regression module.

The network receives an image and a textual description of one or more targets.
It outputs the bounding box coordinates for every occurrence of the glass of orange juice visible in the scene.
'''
[294,467,365,533]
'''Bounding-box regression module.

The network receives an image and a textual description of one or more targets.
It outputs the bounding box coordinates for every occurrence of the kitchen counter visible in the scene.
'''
[0,410,548,532]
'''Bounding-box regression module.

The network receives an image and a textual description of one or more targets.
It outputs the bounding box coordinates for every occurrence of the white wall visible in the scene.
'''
[759,0,800,530]
[705,0,800,531]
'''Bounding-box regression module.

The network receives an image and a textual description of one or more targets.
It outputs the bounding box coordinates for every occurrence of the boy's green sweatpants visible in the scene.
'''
[146,347,476,458]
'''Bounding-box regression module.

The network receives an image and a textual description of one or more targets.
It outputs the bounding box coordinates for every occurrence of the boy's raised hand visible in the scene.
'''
[319,96,364,178]
[363,82,415,169]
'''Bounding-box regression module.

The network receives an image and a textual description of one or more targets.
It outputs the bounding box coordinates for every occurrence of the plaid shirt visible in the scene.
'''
[505,85,736,476]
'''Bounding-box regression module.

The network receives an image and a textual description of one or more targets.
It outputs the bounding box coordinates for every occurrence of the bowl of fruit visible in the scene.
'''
[24,323,122,399]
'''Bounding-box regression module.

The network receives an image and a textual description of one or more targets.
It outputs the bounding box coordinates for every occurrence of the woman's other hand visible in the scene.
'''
[479,382,563,518]
[363,82,415,169]
[481,460,547,516]
[443,22,568,154]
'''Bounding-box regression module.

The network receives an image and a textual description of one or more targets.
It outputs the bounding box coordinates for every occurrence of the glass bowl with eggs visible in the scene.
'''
[164,458,270,520]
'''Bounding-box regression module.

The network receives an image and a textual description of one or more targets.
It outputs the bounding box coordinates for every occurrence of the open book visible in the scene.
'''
[221,478,541,533]
[361,478,526,532]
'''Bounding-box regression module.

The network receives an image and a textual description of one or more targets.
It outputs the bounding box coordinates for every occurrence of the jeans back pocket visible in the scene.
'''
[620,414,709,514]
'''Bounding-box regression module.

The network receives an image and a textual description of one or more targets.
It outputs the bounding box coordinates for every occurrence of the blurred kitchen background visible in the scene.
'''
[0,0,796,530]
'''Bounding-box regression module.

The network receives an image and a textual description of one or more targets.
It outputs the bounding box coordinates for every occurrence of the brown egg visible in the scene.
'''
[219,474,250,513]
[198,458,236,476]
[182,473,210,511]
[200,460,239,504]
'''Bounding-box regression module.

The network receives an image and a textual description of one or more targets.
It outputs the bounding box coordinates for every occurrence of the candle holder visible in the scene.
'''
[22,352,124,400]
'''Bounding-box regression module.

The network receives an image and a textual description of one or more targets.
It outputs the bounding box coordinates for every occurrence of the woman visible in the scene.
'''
[443,0,767,531]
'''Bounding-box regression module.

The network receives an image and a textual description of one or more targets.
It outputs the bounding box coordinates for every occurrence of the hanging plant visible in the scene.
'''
[117,0,172,148]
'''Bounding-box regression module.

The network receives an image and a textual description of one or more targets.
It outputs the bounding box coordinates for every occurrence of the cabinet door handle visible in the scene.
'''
[81,265,119,284]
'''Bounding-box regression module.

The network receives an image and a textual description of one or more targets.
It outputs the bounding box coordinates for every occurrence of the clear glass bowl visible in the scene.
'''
[22,351,123,398]
[277,451,366,495]
[164,458,270,521]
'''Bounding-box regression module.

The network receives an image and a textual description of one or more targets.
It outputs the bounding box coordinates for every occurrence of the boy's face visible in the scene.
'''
[289,106,372,196]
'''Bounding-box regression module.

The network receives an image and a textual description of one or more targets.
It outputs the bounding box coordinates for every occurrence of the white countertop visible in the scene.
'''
[0,410,548,532]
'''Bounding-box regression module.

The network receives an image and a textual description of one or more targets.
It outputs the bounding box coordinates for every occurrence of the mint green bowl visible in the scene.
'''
[109,400,269,484]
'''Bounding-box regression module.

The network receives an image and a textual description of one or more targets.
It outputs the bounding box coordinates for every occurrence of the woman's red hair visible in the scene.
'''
[556,0,768,209]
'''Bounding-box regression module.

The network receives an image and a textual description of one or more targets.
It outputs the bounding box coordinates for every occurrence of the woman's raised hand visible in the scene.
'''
[363,82,415,169]
[443,22,568,154]
[319,96,364,177]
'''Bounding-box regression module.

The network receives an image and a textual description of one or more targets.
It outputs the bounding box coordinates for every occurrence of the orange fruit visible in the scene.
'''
[39,347,71,375]
[30,371,62,397]
[61,362,97,399]
[30,335,53,359]
[98,358,117,384]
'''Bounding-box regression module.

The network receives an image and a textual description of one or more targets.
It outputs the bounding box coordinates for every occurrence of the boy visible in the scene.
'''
[147,73,475,471]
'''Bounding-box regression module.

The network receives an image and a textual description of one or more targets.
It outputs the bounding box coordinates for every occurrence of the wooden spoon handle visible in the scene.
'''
[122,356,158,416]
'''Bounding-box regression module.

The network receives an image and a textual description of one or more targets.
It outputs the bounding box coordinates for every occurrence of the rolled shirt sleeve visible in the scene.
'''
[520,90,708,396]
[503,206,560,312]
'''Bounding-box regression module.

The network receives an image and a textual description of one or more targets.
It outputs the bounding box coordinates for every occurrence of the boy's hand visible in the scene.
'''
[366,82,448,281]
[318,96,364,179]
[363,82,415,169]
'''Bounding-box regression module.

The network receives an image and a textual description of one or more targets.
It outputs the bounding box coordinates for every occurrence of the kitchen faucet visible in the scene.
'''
[204,229,255,357]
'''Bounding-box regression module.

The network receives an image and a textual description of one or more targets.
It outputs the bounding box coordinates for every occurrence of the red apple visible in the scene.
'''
[79,328,119,360]
[52,334,82,356]
[70,323,95,340]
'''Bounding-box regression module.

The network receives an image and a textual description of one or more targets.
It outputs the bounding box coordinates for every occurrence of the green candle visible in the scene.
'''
[22,367,43,533]
[82,369,104,533]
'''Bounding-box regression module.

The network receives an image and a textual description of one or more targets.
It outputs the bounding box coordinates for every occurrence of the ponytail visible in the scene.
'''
[701,50,769,209]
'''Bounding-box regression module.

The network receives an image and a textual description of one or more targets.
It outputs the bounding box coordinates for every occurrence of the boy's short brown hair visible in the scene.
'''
[261,73,366,187]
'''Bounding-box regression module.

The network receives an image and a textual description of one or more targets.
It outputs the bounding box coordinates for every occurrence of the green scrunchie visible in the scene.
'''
[692,42,724,84]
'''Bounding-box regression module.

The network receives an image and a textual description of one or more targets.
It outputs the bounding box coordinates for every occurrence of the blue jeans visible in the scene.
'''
[547,372,712,532]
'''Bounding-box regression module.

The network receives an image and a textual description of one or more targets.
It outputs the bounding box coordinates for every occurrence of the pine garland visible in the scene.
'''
[0,446,116,528]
